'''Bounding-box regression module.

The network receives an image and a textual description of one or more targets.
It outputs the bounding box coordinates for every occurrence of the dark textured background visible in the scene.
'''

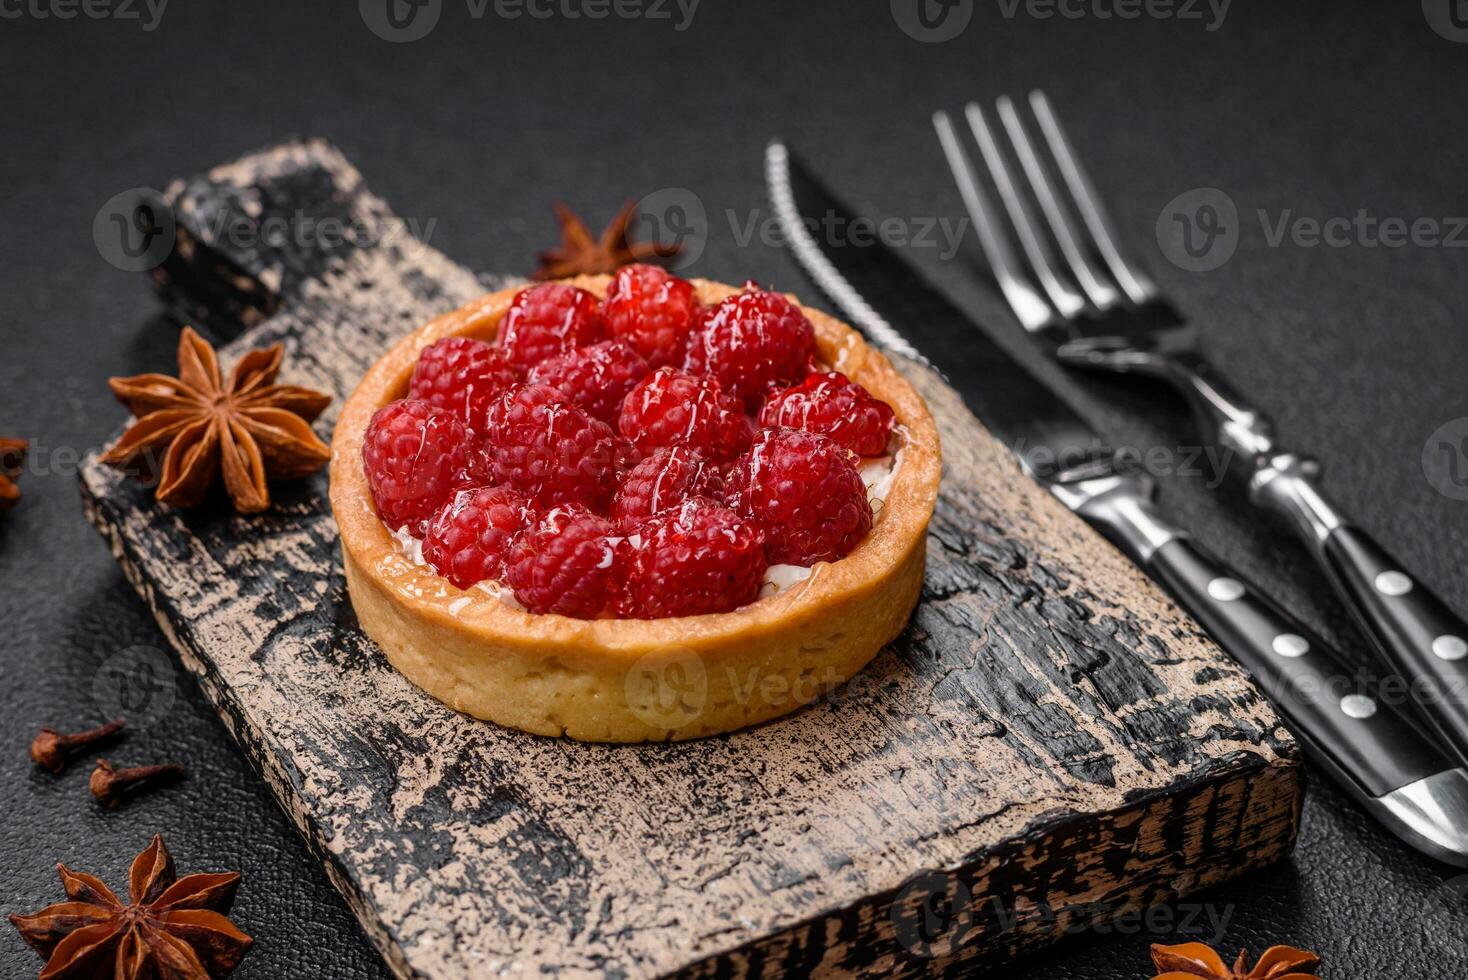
[3,1,1467,977]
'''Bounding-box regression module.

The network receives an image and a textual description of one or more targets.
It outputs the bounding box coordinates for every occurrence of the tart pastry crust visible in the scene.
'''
[330,277,941,741]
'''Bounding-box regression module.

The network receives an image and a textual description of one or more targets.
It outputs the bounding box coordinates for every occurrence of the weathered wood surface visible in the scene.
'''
[79,140,1302,979]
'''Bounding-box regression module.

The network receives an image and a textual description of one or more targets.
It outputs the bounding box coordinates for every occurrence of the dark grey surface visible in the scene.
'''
[2,1,1466,977]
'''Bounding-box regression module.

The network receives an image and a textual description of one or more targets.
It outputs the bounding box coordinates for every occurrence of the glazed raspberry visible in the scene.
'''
[505,505,623,618]
[602,264,701,368]
[422,486,534,589]
[482,383,637,510]
[527,340,651,423]
[760,371,896,456]
[408,337,521,432]
[618,367,752,463]
[621,497,766,618]
[362,399,470,535]
[611,446,726,529]
[725,428,872,565]
[498,283,608,370]
[684,284,816,407]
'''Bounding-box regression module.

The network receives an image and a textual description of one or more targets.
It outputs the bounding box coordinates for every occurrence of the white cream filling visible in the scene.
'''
[385,433,905,612]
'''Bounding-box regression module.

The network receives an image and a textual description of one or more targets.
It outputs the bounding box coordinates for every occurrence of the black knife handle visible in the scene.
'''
[1249,454,1468,767]
[1317,526,1468,756]
[1145,536,1448,798]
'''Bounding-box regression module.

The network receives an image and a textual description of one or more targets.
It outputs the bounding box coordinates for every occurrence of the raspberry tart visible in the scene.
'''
[330,269,940,741]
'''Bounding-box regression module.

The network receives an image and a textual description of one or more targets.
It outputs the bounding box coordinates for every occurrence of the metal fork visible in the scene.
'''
[933,91,1468,767]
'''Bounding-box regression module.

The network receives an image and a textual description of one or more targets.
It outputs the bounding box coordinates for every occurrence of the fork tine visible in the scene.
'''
[963,101,1088,324]
[995,95,1121,312]
[1028,90,1156,306]
[932,110,1056,332]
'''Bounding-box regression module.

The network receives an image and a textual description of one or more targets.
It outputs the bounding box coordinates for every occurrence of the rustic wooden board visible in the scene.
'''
[79,140,1302,979]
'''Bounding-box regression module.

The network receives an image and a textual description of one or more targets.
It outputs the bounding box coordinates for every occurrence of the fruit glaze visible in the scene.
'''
[361,266,906,620]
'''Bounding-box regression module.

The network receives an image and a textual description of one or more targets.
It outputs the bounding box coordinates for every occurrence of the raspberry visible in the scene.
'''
[527,340,651,423]
[611,446,726,529]
[684,284,816,407]
[408,337,521,433]
[620,497,766,618]
[482,383,637,510]
[506,505,623,618]
[422,486,534,589]
[760,371,896,456]
[498,283,608,370]
[602,264,701,368]
[362,399,470,535]
[725,428,872,565]
[618,367,752,463]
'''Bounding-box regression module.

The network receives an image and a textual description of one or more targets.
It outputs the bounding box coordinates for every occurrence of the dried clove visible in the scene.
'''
[88,759,185,808]
[29,718,126,773]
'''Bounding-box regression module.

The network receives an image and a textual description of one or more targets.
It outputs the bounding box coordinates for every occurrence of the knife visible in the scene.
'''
[765,140,1468,867]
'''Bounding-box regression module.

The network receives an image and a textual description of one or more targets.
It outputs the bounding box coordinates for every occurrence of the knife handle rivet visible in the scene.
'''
[1271,634,1310,658]
[1207,577,1245,602]
[1339,694,1378,720]
[1433,635,1468,662]
[1374,570,1413,596]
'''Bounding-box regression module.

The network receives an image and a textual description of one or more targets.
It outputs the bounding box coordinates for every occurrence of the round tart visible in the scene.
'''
[330,274,941,742]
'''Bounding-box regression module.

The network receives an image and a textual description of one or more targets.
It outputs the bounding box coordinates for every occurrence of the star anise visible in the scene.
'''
[531,200,681,280]
[0,436,27,511]
[101,327,331,514]
[9,835,252,979]
[1151,941,1321,979]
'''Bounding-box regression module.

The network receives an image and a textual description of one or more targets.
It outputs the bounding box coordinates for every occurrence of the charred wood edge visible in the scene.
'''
[77,466,1297,979]
[75,477,1305,980]
[150,137,392,340]
[78,486,415,980]
[677,762,1301,979]
[86,137,1304,977]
